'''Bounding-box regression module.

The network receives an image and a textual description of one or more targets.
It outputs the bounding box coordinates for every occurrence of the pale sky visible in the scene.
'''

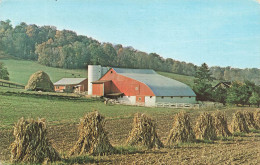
[0,0,260,68]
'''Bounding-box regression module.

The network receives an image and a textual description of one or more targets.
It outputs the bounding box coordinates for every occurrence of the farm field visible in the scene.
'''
[0,59,195,86]
[0,59,87,85]
[0,88,259,164]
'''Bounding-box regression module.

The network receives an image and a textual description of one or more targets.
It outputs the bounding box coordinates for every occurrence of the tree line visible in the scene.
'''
[0,20,259,84]
[194,63,260,107]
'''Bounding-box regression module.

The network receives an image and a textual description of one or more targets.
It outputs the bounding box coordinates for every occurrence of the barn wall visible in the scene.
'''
[104,81,111,94]
[79,79,88,92]
[92,83,104,96]
[100,69,155,96]
[145,96,156,106]
[156,96,196,104]
[118,96,136,105]
[54,85,65,92]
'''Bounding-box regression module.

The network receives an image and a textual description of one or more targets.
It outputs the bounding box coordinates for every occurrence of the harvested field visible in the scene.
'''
[126,113,163,149]
[194,112,217,140]
[231,111,250,133]
[0,94,260,164]
[167,112,195,145]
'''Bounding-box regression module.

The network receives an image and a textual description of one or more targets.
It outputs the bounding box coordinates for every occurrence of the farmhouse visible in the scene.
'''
[212,81,231,90]
[54,78,88,93]
[88,65,196,106]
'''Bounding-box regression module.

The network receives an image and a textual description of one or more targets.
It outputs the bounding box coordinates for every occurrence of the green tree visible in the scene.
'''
[226,81,251,106]
[212,86,227,105]
[0,62,9,80]
[193,63,214,101]
[249,92,260,107]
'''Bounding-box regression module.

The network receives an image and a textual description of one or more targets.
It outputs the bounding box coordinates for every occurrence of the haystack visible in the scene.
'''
[25,71,54,92]
[254,110,260,128]
[10,118,60,163]
[194,112,217,140]
[126,113,163,149]
[230,111,249,133]
[69,111,114,156]
[244,111,259,129]
[213,111,232,137]
[166,112,195,145]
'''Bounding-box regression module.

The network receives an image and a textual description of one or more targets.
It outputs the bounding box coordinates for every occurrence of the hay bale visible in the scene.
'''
[126,113,163,149]
[69,111,114,156]
[231,111,249,133]
[213,111,232,137]
[10,117,60,163]
[194,112,217,140]
[254,110,260,128]
[166,112,195,145]
[244,111,259,129]
[25,71,54,92]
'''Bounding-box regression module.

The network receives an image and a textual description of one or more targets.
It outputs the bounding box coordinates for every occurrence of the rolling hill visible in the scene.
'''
[0,59,195,86]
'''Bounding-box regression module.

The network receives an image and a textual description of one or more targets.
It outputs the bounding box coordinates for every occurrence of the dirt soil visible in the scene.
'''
[0,111,260,164]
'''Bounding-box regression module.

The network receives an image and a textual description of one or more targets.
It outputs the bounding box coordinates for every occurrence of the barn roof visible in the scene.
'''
[113,68,196,97]
[54,78,87,85]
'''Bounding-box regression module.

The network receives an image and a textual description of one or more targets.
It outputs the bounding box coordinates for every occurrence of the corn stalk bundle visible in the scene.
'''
[213,111,232,137]
[69,111,114,156]
[243,111,259,129]
[10,117,60,163]
[166,112,195,145]
[194,112,217,140]
[253,110,260,128]
[126,113,163,149]
[25,70,54,92]
[231,111,249,133]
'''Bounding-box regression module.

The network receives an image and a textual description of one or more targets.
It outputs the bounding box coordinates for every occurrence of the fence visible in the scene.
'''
[0,79,25,89]
[156,102,200,108]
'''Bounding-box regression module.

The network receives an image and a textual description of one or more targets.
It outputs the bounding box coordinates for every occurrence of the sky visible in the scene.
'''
[0,0,260,69]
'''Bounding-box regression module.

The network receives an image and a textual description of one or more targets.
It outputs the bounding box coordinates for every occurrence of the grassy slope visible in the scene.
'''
[0,59,87,85]
[0,59,195,86]
[0,89,178,129]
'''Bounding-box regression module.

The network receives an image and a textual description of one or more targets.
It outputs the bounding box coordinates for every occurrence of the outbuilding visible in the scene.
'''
[54,78,88,93]
[91,67,196,106]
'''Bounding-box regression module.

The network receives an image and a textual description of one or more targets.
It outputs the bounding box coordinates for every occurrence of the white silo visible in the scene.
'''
[88,65,102,95]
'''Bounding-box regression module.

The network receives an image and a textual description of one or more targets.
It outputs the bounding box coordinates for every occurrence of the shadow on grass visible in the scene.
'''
[233,132,247,137]
[60,155,97,164]
[114,145,145,155]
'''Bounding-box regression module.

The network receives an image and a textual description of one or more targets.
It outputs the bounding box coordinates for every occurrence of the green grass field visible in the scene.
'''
[0,88,181,130]
[0,59,87,85]
[0,59,195,86]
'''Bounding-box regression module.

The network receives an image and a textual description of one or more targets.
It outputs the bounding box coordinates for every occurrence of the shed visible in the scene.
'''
[54,78,88,93]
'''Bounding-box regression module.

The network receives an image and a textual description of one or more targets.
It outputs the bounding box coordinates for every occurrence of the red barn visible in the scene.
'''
[91,67,196,106]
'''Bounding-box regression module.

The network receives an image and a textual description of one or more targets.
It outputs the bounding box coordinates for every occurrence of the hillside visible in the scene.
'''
[0,20,259,85]
[0,59,87,85]
[0,59,195,86]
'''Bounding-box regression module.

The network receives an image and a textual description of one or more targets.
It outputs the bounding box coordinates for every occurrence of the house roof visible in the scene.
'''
[113,68,196,97]
[54,78,87,85]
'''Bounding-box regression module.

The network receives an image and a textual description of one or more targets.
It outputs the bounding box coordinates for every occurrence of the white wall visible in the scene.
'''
[145,96,156,106]
[118,96,136,105]
[156,96,196,104]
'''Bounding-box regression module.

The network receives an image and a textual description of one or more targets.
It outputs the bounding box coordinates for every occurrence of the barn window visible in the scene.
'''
[150,96,152,98]
[56,86,59,89]
[138,97,142,101]
[111,71,113,73]
[161,96,164,99]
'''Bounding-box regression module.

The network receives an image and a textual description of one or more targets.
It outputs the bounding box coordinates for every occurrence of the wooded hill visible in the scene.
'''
[0,20,259,84]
